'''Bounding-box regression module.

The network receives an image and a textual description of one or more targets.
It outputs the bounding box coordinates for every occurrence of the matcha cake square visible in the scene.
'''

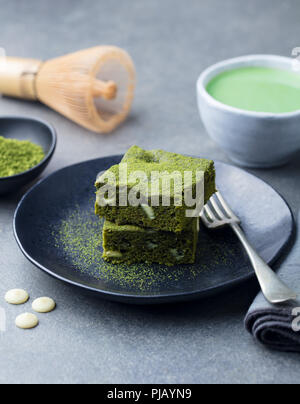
[102,219,199,266]
[95,145,216,233]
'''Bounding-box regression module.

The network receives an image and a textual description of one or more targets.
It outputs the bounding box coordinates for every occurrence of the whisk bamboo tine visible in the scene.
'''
[0,46,136,133]
[93,80,117,100]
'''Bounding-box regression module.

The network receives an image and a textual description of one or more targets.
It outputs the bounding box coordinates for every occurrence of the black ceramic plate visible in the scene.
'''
[14,156,293,304]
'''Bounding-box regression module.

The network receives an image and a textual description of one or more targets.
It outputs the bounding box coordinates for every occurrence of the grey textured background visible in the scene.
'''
[0,0,300,384]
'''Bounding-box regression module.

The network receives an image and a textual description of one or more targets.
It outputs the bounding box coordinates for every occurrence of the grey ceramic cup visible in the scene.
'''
[197,55,300,168]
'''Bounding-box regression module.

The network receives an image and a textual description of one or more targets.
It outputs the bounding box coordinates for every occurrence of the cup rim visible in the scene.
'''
[197,54,300,119]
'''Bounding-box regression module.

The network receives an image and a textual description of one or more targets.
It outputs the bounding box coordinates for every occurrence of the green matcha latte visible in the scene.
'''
[206,66,300,114]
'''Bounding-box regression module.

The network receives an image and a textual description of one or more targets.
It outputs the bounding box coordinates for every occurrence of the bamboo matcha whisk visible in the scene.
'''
[0,46,136,133]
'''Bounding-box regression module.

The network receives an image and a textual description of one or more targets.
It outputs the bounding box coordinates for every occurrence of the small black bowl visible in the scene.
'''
[0,116,57,195]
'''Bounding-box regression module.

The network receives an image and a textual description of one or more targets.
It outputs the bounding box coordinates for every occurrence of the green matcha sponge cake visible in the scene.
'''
[102,219,198,266]
[95,145,216,233]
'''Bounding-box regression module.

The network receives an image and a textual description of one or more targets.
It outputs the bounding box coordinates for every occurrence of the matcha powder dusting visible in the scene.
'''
[52,203,205,293]
[0,136,45,177]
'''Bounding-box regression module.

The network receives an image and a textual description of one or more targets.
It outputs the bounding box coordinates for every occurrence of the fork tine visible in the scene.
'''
[200,210,211,227]
[204,205,216,221]
[209,195,226,220]
[215,192,236,219]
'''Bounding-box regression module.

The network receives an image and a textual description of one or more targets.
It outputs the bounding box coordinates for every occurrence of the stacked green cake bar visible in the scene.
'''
[102,220,199,266]
[95,146,216,266]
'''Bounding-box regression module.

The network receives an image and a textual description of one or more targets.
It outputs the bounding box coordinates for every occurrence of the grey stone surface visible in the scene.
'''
[0,0,300,384]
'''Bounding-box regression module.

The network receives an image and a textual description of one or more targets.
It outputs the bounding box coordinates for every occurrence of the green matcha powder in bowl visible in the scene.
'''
[0,136,45,177]
[0,116,56,195]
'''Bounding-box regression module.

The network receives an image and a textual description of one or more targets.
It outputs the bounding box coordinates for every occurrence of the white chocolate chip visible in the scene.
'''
[15,313,39,330]
[146,241,158,250]
[170,249,185,261]
[32,297,56,313]
[105,251,123,258]
[5,289,29,305]
[141,204,155,220]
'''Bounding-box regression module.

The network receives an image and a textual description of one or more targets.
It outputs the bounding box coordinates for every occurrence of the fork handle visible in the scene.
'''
[231,223,297,304]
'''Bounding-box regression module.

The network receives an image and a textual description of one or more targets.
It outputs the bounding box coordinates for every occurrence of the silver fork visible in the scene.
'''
[200,191,297,304]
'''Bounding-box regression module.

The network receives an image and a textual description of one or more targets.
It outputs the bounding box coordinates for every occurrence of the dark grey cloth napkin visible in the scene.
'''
[245,213,300,352]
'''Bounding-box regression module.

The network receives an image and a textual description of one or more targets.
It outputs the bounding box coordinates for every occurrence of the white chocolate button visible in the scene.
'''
[15,313,39,329]
[32,297,56,313]
[5,289,29,305]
